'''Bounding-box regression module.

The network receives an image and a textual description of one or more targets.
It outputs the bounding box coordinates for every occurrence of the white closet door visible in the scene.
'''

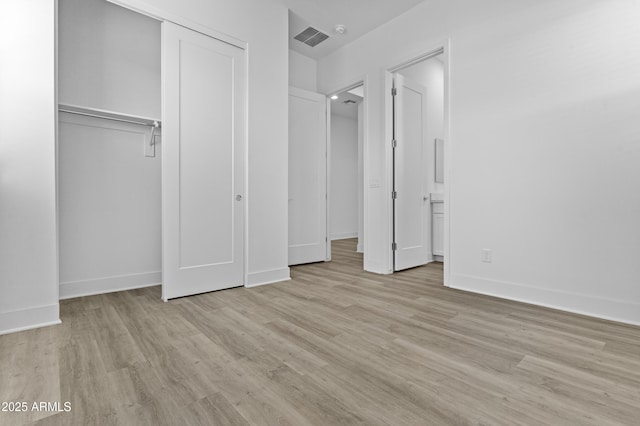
[162,22,245,300]
[393,73,430,271]
[288,87,327,265]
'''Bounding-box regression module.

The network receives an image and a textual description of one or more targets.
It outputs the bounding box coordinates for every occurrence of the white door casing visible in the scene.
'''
[162,22,245,300]
[288,87,328,266]
[393,73,430,271]
[432,201,445,256]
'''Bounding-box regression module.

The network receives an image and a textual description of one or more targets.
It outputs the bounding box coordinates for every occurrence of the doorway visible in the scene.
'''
[328,83,365,266]
[389,50,446,272]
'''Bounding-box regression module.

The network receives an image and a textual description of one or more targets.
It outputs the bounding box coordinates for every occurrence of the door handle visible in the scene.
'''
[236,195,242,201]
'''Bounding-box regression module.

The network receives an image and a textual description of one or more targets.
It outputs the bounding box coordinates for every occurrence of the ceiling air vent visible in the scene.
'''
[343,100,356,104]
[294,26,329,47]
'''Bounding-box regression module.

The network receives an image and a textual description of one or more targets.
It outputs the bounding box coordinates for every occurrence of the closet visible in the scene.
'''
[58,0,162,299]
[58,0,246,300]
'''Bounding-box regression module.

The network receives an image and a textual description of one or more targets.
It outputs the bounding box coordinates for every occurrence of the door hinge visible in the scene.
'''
[392,242,397,251]
[392,139,397,148]
[392,191,397,199]
[391,87,397,96]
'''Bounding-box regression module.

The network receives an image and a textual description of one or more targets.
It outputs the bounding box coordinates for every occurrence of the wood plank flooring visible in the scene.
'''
[1,238,640,425]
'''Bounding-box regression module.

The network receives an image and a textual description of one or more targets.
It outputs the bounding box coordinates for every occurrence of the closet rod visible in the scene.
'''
[58,104,160,128]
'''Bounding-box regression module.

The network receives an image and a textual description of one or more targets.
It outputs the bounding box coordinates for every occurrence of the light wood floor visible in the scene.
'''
[2,239,640,425]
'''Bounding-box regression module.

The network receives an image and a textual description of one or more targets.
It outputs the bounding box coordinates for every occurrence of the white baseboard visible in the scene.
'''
[356,242,364,253]
[365,259,393,275]
[0,304,60,336]
[331,232,358,241]
[60,271,161,300]
[449,273,640,327]
[246,267,290,288]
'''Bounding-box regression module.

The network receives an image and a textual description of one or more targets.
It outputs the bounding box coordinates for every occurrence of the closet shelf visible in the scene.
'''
[58,103,161,127]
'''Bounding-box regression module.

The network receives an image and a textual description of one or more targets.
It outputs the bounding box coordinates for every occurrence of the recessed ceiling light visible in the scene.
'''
[331,95,339,100]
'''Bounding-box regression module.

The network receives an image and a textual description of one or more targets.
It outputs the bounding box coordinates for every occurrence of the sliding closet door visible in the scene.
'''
[162,22,245,300]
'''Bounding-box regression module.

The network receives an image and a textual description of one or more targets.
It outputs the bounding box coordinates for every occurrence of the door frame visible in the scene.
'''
[325,78,369,267]
[325,96,332,261]
[391,73,430,271]
[383,41,451,284]
[87,1,248,292]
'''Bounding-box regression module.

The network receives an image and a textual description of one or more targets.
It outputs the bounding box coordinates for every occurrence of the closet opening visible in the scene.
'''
[57,0,163,300]
[57,0,247,302]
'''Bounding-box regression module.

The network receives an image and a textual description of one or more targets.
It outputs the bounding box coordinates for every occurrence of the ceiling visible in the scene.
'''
[284,0,425,60]
[331,88,363,120]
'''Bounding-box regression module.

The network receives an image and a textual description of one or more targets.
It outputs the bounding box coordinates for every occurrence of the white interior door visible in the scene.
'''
[288,87,327,265]
[393,73,430,271]
[162,22,245,300]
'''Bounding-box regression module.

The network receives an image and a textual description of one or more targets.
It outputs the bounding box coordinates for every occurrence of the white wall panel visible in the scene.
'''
[177,41,234,268]
[289,49,317,92]
[59,0,160,118]
[0,0,59,333]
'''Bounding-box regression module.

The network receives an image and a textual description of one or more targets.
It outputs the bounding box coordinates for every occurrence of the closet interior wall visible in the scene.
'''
[58,0,162,298]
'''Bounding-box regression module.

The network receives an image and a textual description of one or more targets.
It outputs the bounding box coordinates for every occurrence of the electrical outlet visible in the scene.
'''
[481,249,492,263]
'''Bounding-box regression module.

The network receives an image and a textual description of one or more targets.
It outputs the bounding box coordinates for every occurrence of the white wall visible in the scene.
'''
[330,114,358,240]
[58,0,161,298]
[318,0,640,325]
[110,0,290,286]
[59,0,160,117]
[58,115,161,298]
[0,0,59,334]
[289,49,317,92]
